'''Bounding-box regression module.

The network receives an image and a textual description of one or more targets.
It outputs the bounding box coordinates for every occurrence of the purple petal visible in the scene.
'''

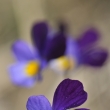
[52,79,87,110]
[75,108,89,110]
[77,28,99,48]
[40,59,47,69]
[12,40,37,61]
[26,95,52,110]
[44,32,66,61]
[36,59,47,81]
[66,37,81,65]
[31,22,48,56]
[8,63,36,87]
[82,48,108,67]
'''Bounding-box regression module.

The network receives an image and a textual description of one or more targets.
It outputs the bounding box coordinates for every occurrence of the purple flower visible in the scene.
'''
[8,22,67,87]
[31,22,108,70]
[48,26,108,74]
[8,40,47,87]
[31,21,66,61]
[26,79,89,110]
[77,28,108,67]
[31,22,69,74]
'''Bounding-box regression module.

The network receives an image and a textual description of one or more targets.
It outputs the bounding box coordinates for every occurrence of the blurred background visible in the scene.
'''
[0,0,110,109]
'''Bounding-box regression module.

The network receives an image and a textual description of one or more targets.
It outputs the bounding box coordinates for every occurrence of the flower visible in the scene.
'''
[26,78,89,110]
[31,21,67,74]
[8,21,67,87]
[77,28,108,67]
[8,40,47,87]
[31,21,66,62]
[48,24,108,74]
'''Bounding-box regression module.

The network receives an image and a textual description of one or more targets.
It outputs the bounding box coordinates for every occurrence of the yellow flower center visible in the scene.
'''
[57,56,72,70]
[25,61,39,76]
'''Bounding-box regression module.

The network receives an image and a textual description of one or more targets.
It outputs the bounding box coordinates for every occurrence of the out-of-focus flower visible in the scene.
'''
[8,40,47,87]
[48,36,80,74]
[77,28,108,67]
[31,22,67,74]
[26,78,89,110]
[48,23,108,74]
[31,21,66,62]
[8,21,67,87]
[8,21,108,87]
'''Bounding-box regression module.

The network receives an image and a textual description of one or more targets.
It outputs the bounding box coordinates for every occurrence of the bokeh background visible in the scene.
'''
[0,0,110,110]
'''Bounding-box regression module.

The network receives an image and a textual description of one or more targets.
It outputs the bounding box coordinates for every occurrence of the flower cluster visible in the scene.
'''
[8,21,108,87]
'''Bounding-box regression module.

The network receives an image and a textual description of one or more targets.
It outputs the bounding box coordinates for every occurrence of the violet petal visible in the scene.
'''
[26,95,52,110]
[82,48,108,67]
[52,79,87,110]
[77,28,99,48]
[8,62,36,87]
[12,40,37,61]
[65,37,81,65]
[44,32,66,61]
[31,22,48,56]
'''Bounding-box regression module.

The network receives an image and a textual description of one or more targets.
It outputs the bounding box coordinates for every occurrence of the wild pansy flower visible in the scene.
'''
[26,78,89,110]
[48,23,108,74]
[8,40,47,87]
[77,28,108,67]
[8,21,68,87]
[31,22,67,74]
[31,21,67,63]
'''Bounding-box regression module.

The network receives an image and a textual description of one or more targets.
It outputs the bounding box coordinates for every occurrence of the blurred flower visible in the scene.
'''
[77,28,108,67]
[8,40,47,87]
[26,78,89,110]
[31,21,66,62]
[48,24,108,74]
[8,21,108,87]
[8,21,67,87]
[31,21,67,74]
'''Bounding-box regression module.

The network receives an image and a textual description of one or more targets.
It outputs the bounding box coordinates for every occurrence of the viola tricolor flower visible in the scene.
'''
[26,78,89,110]
[48,23,108,74]
[8,21,108,87]
[8,40,47,87]
[8,21,67,87]
[31,22,68,75]
[76,28,108,67]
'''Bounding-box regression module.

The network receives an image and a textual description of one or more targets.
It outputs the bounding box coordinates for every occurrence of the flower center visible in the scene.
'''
[57,56,74,70]
[57,56,70,70]
[25,61,39,76]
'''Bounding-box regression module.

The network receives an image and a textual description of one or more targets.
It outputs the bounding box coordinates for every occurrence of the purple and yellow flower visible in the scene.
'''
[8,40,47,87]
[48,23,108,74]
[26,78,89,110]
[31,22,68,74]
[8,22,67,87]
[8,21,108,87]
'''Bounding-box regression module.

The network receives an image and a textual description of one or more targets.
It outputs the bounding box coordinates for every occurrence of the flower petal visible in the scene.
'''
[8,62,36,87]
[12,40,37,61]
[75,108,89,110]
[36,60,47,82]
[26,95,52,110]
[66,37,81,65]
[77,28,99,48]
[82,47,108,67]
[52,79,87,110]
[31,22,48,56]
[44,32,66,61]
